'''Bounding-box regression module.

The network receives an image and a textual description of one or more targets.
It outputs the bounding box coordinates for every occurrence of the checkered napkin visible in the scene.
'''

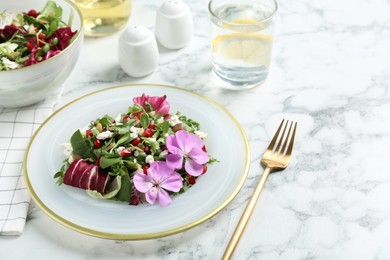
[0,97,59,235]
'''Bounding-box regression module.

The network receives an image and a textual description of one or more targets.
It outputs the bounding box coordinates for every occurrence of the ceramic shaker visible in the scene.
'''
[155,0,193,49]
[118,25,159,77]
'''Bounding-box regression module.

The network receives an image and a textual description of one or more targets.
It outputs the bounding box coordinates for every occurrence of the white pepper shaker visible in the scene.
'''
[155,0,193,49]
[118,25,159,77]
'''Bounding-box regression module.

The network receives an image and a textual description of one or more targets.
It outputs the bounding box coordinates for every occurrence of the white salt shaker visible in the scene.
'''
[118,25,159,77]
[155,0,193,49]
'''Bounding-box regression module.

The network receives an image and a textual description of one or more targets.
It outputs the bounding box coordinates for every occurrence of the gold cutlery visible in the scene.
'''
[223,119,298,259]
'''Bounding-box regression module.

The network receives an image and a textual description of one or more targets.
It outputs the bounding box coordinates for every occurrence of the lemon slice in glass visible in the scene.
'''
[212,19,272,65]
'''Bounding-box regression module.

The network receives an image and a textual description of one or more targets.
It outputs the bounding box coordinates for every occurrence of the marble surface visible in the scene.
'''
[2,0,390,259]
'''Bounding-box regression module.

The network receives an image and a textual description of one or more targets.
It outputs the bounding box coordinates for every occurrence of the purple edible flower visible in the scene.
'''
[166,130,209,176]
[133,161,182,207]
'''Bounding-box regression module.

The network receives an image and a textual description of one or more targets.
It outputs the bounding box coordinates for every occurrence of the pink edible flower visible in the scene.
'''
[133,94,170,117]
[166,130,209,176]
[133,161,182,207]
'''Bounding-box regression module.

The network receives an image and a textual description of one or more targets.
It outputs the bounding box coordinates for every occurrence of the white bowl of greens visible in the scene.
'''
[0,0,83,108]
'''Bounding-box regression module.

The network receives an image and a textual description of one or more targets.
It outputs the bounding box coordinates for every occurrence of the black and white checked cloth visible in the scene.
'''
[0,96,59,235]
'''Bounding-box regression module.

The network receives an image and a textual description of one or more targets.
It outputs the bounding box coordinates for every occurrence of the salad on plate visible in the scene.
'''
[54,94,217,207]
[0,0,77,70]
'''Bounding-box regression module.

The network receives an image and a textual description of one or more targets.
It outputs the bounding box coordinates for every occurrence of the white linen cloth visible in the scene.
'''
[0,95,59,235]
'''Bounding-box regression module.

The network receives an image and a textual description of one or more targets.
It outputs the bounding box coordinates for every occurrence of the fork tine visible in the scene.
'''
[285,122,297,156]
[280,121,293,155]
[275,120,289,153]
[267,119,285,151]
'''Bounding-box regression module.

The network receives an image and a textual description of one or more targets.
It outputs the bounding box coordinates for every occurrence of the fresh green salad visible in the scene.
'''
[0,1,77,71]
[54,94,217,207]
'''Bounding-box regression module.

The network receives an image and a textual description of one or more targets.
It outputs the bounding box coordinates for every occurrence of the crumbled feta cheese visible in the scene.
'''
[156,117,164,124]
[159,150,168,158]
[60,143,74,164]
[60,143,73,158]
[96,131,113,140]
[115,114,122,124]
[134,150,140,157]
[145,155,154,165]
[195,130,208,139]
[168,114,182,126]
[1,57,19,70]
[117,146,125,155]
[130,126,144,139]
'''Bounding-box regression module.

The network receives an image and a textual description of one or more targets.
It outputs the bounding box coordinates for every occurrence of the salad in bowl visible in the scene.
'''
[0,0,83,108]
[0,0,77,70]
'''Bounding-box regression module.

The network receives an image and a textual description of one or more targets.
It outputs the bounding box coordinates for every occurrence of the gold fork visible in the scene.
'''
[223,119,298,260]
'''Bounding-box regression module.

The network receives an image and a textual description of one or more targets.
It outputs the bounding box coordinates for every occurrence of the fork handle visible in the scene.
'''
[222,167,272,260]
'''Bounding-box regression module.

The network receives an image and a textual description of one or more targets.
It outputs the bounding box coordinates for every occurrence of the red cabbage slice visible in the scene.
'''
[63,159,110,194]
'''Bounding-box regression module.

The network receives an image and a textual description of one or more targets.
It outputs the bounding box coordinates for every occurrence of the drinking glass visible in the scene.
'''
[72,0,131,37]
[208,0,277,90]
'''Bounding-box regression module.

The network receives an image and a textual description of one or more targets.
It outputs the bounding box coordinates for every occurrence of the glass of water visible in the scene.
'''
[208,0,277,90]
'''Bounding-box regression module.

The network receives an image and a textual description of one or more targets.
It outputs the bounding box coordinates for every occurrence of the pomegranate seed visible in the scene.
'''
[188,176,196,185]
[202,165,208,175]
[131,137,141,146]
[148,122,155,129]
[26,42,33,51]
[143,128,154,137]
[123,115,130,122]
[27,9,39,17]
[143,166,149,175]
[135,111,143,119]
[202,145,207,152]
[94,139,101,148]
[121,148,132,157]
[86,129,93,137]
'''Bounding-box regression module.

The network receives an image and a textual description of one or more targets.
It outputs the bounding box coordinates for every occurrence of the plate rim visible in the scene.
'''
[23,83,250,240]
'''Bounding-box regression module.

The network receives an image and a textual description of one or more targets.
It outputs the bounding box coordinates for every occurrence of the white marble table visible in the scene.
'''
[2,0,390,259]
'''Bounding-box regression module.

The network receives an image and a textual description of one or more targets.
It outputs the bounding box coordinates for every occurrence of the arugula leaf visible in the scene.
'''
[145,102,153,112]
[115,166,132,202]
[123,160,139,170]
[100,155,122,169]
[140,113,150,129]
[99,115,113,127]
[162,120,170,134]
[128,104,143,114]
[53,171,64,185]
[116,132,131,147]
[70,130,93,158]
[23,15,45,31]
[116,125,131,135]
[37,0,63,37]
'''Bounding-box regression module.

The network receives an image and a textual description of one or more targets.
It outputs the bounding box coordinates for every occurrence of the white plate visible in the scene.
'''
[24,84,250,240]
